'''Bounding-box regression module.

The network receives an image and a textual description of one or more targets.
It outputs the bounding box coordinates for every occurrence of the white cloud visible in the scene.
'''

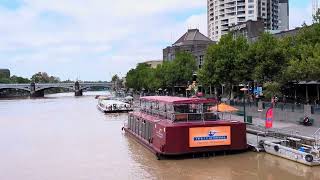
[0,0,314,81]
[0,0,207,81]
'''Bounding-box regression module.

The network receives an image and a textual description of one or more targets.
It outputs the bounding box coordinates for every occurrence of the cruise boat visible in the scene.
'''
[97,96,133,113]
[122,96,247,159]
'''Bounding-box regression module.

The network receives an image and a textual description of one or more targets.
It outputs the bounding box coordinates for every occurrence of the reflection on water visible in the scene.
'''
[0,92,319,180]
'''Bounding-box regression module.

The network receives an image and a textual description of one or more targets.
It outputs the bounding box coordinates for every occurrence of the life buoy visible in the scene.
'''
[274,145,279,152]
[305,154,314,162]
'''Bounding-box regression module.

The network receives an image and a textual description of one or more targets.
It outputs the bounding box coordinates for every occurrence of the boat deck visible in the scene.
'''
[246,127,320,166]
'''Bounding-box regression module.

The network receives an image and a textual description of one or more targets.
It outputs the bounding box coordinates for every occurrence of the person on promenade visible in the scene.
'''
[303,116,311,126]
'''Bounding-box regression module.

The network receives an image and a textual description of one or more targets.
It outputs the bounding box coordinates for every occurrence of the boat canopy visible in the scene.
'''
[100,99,130,106]
[140,96,216,104]
[138,96,221,122]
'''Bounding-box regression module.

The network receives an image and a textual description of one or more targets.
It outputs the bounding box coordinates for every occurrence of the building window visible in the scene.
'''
[248,10,254,14]
[199,55,204,69]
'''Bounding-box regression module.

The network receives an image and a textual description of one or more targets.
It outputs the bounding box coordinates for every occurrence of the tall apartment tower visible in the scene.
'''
[313,0,319,16]
[207,0,289,41]
[278,0,289,31]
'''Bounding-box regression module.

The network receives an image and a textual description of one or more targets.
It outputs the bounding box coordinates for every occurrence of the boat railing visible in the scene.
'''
[172,112,219,123]
[139,108,220,122]
[313,128,320,148]
[172,113,202,123]
[266,127,318,147]
[140,108,172,119]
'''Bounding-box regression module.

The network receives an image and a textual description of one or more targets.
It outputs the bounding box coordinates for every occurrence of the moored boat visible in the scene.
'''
[263,137,320,166]
[122,96,247,159]
[97,96,133,113]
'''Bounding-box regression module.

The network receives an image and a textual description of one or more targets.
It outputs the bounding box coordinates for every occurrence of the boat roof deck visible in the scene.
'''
[140,96,216,104]
[100,99,129,105]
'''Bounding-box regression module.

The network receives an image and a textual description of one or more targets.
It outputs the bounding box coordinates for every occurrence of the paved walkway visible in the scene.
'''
[227,114,320,138]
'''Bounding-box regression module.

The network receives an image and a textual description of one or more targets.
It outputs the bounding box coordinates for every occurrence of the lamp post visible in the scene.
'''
[141,88,145,97]
[240,87,248,123]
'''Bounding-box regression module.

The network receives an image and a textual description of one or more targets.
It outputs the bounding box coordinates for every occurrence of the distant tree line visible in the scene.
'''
[125,52,197,93]
[0,72,63,84]
[125,12,320,101]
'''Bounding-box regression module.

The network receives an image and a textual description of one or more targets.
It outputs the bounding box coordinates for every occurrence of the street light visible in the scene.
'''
[240,87,248,123]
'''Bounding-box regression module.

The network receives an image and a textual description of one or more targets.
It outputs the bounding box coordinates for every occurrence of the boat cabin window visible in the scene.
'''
[139,99,219,122]
[173,104,201,122]
[202,103,219,121]
[159,103,167,112]
[127,115,153,141]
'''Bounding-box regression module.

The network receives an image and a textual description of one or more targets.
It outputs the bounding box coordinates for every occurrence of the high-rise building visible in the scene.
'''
[313,0,319,16]
[0,69,10,78]
[207,0,289,41]
[278,0,289,31]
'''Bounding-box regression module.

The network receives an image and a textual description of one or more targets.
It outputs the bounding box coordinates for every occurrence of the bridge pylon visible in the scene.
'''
[30,82,45,98]
[74,81,83,96]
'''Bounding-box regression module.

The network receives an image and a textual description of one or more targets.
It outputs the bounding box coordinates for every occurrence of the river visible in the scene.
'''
[0,92,319,180]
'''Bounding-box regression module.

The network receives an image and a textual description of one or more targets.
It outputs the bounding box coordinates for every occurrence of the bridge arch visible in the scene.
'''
[79,85,111,91]
[0,87,31,92]
[35,86,75,92]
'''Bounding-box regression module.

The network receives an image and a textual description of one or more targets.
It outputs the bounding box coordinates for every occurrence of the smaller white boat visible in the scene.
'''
[97,97,133,113]
[263,137,320,166]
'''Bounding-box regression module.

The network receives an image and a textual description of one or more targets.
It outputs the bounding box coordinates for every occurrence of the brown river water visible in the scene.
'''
[0,92,319,180]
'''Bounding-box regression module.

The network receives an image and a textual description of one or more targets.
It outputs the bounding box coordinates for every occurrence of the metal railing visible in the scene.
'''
[172,113,202,122]
[247,124,317,146]
[274,103,304,113]
[139,108,220,123]
[313,128,320,148]
[313,104,320,114]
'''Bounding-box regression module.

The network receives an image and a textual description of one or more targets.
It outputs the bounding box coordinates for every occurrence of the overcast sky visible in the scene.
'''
[0,0,314,81]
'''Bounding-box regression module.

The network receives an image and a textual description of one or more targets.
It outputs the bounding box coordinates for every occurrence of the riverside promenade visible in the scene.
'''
[230,114,320,138]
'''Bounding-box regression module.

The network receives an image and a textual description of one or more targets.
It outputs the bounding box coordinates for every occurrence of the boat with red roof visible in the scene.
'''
[123,96,247,159]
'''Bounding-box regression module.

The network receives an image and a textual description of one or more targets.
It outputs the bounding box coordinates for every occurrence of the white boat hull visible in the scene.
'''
[263,140,320,166]
[97,104,133,113]
[97,99,133,113]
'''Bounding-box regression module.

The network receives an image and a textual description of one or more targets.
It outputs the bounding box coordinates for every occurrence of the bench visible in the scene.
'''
[297,117,314,126]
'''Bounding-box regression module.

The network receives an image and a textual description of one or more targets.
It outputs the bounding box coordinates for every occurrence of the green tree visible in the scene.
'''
[166,52,197,89]
[0,77,11,83]
[125,63,153,91]
[313,8,320,24]
[31,72,50,83]
[284,44,320,81]
[263,82,282,100]
[248,33,286,82]
[198,34,249,98]
[31,72,60,83]
[111,74,120,82]
[10,75,30,83]
[125,52,196,93]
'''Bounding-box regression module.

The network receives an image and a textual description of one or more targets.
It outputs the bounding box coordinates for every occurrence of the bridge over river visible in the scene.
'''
[0,81,112,97]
